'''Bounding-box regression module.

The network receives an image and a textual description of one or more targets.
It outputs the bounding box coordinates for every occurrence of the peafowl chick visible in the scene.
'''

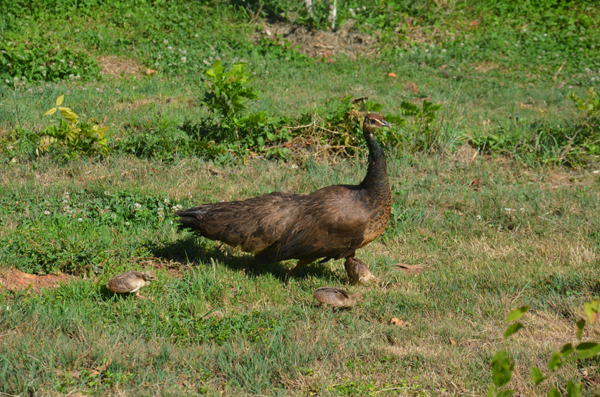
[176,114,392,279]
[106,270,157,299]
[344,256,381,284]
[313,287,363,308]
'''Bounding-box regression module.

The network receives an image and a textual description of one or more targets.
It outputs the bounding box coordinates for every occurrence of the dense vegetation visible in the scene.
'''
[0,0,599,396]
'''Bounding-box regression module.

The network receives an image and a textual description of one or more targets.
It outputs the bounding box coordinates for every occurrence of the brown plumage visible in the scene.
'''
[176,113,392,277]
[344,257,381,284]
[106,270,157,299]
[313,287,363,308]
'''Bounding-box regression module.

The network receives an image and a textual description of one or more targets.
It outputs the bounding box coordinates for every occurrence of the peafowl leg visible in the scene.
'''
[286,259,313,277]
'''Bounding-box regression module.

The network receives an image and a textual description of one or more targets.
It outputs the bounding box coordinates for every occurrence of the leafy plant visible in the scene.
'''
[202,60,257,119]
[396,99,443,152]
[489,301,600,397]
[37,95,109,161]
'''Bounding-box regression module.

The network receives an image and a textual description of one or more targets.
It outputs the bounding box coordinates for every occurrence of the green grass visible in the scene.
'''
[1,154,599,395]
[1,0,600,395]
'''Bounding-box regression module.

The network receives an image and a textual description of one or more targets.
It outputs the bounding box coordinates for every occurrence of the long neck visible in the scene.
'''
[360,132,389,191]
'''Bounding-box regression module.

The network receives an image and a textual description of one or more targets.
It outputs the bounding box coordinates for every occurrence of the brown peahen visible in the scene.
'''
[176,113,392,279]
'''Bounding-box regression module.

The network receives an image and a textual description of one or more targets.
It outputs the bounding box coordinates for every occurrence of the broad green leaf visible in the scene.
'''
[44,107,57,116]
[576,319,586,340]
[487,385,496,397]
[505,306,529,322]
[561,343,574,356]
[491,351,513,387]
[584,300,599,323]
[56,94,65,106]
[504,322,523,338]
[530,367,546,385]
[567,381,581,397]
[547,351,563,371]
[548,387,562,397]
[576,342,600,359]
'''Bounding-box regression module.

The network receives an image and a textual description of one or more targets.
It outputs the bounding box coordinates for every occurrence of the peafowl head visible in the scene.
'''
[362,113,391,137]
[142,270,158,281]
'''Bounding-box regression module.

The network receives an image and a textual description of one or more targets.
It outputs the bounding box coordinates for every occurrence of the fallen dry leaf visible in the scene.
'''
[146,68,157,75]
[519,102,532,108]
[390,318,409,327]
[387,72,398,78]
[470,178,480,190]
[449,339,457,346]
[395,263,425,275]
[469,21,479,29]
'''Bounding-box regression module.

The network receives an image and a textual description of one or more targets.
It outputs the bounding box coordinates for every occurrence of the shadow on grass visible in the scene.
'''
[145,233,343,282]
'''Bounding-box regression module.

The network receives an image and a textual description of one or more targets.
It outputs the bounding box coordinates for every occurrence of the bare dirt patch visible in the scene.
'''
[0,269,72,292]
[473,61,500,73]
[98,55,143,78]
[255,19,377,59]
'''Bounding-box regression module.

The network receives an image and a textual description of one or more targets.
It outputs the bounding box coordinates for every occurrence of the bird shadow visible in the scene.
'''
[145,234,345,283]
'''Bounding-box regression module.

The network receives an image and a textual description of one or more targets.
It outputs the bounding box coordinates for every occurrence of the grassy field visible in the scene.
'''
[1,0,600,396]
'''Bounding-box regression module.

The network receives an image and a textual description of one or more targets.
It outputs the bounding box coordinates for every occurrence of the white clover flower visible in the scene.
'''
[460,42,464,46]
[164,199,170,204]
[78,218,83,222]
[169,221,173,225]
[441,49,446,53]
[194,34,199,38]
[116,88,120,94]
[187,193,193,199]
[181,56,186,63]
[104,191,110,196]
[476,215,482,220]
[125,221,130,226]
[134,203,142,209]
[111,214,116,219]
[163,39,169,44]
[44,210,51,215]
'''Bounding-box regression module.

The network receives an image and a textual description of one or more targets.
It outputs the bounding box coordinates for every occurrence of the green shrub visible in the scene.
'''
[36,95,110,161]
